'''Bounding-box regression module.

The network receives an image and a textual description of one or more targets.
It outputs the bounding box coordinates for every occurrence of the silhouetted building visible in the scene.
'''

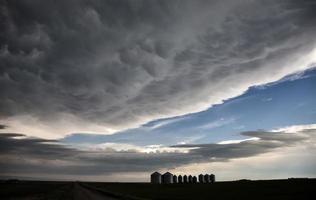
[178,175,183,183]
[183,175,188,183]
[173,175,178,183]
[162,172,173,184]
[198,174,204,183]
[151,172,215,184]
[210,174,215,183]
[188,175,193,183]
[204,174,210,183]
[193,176,197,183]
[151,172,161,184]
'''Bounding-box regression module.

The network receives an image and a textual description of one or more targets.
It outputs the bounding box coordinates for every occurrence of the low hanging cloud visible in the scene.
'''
[0,124,7,129]
[1,0,316,138]
[1,125,315,180]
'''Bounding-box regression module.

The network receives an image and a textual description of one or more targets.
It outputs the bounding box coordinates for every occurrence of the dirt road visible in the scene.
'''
[73,182,119,200]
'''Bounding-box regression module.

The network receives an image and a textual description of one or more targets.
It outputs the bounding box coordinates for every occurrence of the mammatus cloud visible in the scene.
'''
[1,124,315,181]
[1,0,316,138]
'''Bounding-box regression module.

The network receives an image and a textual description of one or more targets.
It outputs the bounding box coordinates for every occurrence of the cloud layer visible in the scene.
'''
[1,125,315,181]
[1,0,316,138]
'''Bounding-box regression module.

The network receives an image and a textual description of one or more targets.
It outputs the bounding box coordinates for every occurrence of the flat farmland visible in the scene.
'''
[1,179,315,200]
[87,179,315,200]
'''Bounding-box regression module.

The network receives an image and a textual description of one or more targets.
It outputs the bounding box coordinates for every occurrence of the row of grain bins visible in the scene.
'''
[151,172,215,184]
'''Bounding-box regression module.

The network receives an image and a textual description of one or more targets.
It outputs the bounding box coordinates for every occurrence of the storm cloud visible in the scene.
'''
[1,0,316,138]
[1,126,315,180]
[0,124,7,129]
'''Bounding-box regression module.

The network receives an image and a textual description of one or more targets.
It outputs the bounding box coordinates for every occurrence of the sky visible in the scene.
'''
[0,0,316,182]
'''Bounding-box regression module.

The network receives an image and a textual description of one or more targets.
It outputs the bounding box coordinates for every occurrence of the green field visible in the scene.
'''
[1,179,315,200]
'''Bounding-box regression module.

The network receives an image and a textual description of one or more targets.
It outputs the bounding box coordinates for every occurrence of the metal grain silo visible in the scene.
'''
[173,175,178,183]
[198,174,204,183]
[204,174,210,183]
[162,172,173,184]
[193,176,197,183]
[151,172,161,184]
[210,174,215,183]
[183,175,188,183]
[188,175,193,183]
[178,175,183,183]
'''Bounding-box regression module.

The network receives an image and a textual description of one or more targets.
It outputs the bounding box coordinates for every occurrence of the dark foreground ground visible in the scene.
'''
[1,178,315,200]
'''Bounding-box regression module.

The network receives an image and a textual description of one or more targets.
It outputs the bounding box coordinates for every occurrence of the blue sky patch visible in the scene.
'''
[62,67,316,147]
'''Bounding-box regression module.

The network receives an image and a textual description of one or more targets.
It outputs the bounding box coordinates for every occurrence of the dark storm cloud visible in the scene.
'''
[0,133,78,158]
[1,129,315,176]
[172,131,309,159]
[0,124,7,129]
[1,0,316,137]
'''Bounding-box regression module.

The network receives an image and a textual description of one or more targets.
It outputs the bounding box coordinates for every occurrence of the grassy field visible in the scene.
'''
[1,178,315,199]
[87,179,315,200]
